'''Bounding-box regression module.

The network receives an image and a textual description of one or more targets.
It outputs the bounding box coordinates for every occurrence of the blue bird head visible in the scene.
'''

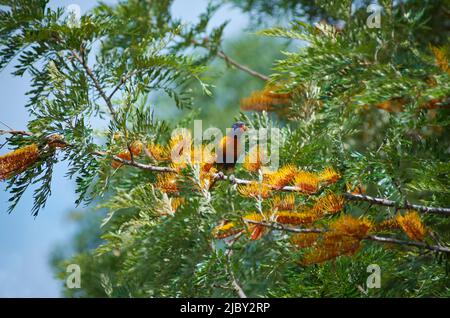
[231,122,247,132]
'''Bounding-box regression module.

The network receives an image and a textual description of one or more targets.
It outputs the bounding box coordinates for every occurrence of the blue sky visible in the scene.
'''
[0,0,247,297]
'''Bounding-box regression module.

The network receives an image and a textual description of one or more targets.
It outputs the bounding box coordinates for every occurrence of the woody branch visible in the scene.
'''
[243,219,450,254]
[2,130,450,216]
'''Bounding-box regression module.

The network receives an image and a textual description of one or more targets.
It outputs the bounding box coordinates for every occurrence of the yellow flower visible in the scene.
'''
[155,174,179,194]
[243,146,265,172]
[300,215,371,265]
[0,144,40,180]
[242,213,267,240]
[264,165,298,190]
[169,130,192,162]
[317,167,340,185]
[237,182,272,199]
[270,194,296,211]
[373,218,399,232]
[191,145,215,172]
[346,182,366,195]
[291,233,319,249]
[147,143,170,161]
[301,235,362,266]
[294,171,319,194]
[396,211,427,241]
[240,85,291,112]
[130,140,143,156]
[212,221,242,239]
[430,45,450,74]
[328,215,372,240]
[198,167,217,191]
[111,151,132,169]
[170,197,185,213]
[275,211,319,225]
[313,193,345,215]
[374,97,406,113]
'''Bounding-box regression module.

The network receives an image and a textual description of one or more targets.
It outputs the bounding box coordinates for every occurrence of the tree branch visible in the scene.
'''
[343,193,450,216]
[2,129,449,216]
[243,219,450,254]
[0,129,33,136]
[214,172,450,216]
[71,50,117,119]
[224,232,248,298]
[91,151,176,173]
[192,40,269,81]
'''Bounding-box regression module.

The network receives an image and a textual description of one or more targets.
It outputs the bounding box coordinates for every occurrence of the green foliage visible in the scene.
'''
[1,0,449,297]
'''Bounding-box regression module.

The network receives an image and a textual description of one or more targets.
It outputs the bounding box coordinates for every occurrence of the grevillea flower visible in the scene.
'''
[275,211,319,225]
[155,174,179,194]
[396,211,427,241]
[374,97,406,113]
[240,85,291,112]
[0,144,40,180]
[212,221,242,239]
[373,218,399,232]
[264,165,298,190]
[300,215,372,265]
[147,143,170,161]
[130,140,143,156]
[243,146,265,172]
[317,167,340,185]
[291,233,319,249]
[169,130,192,159]
[198,167,217,191]
[294,171,319,194]
[301,236,362,265]
[328,215,373,240]
[430,45,450,74]
[237,182,272,199]
[170,197,185,213]
[313,193,345,215]
[47,134,67,148]
[111,151,132,168]
[346,182,366,194]
[191,145,215,173]
[270,194,296,211]
[242,213,267,240]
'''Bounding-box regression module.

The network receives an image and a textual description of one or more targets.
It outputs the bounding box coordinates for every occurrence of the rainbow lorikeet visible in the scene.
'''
[215,122,247,171]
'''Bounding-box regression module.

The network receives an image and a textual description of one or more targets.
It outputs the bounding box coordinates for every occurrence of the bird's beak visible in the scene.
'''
[241,125,248,131]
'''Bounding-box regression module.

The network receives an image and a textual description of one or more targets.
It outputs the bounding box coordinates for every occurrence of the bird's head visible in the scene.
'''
[231,122,247,133]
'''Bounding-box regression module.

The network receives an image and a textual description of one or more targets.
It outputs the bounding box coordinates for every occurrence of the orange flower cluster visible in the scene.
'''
[396,211,427,241]
[243,146,266,172]
[155,174,179,194]
[313,193,345,215]
[0,144,40,180]
[264,165,298,190]
[170,197,185,213]
[111,140,143,168]
[270,194,296,211]
[242,213,267,240]
[430,45,450,74]
[374,97,407,113]
[212,221,242,239]
[47,134,67,149]
[290,233,319,248]
[240,85,292,112]
[147,143,170,161]
[294,171,320,194]
[346,182,366,194]
[237,182,272,199]
[300,215,372,265]
[317,167,341,185]
[275,211,320,225]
